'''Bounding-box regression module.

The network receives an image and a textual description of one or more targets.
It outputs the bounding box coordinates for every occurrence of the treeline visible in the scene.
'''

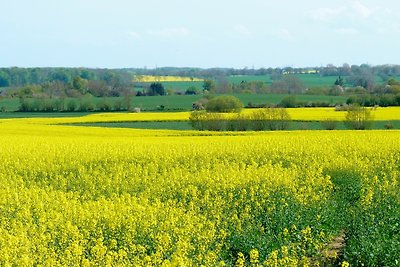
[121,64,400,80]
[18,96,133,112]
[2,65,400,110]
[2,64,400,88]
[0,68,133,88]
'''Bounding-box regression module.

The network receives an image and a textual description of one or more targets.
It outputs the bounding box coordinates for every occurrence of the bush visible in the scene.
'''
[345,104,373,130]
[204,113,225,131]
[279,95,297,108]
[250,108,291,131]
[254,107,291,130]
[189,111,208,131]
[205,95,243,113]
[97,99,112,111]
[66,100,77,112]
[249,110,269,130]
[113,99,124,111]
[79,98,95,112]
[185,86,199,95]
[189,107,291,131]
[234,113,251,131]
[384,122,394,129]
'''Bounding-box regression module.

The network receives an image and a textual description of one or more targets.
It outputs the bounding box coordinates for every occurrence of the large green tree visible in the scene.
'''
[0,71,10,87]
[205,95,243,113]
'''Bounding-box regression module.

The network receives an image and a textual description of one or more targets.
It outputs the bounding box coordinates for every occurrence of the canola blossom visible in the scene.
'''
[0,116,399,266]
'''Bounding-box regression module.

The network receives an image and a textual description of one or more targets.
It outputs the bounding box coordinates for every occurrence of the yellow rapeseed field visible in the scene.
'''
[5,106,399,127]
[0,115,399,266]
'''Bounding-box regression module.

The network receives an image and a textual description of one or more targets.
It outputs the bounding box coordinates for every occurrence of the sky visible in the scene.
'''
[1,0,400,69]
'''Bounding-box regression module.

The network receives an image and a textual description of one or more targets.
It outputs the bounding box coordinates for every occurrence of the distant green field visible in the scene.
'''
[139,74,353,91]
[134,74,396,94]
[132,81,204,92]
[0,94,347,113]
[292,74,340,87]
[229,74,343,88]
[161,81,204,91]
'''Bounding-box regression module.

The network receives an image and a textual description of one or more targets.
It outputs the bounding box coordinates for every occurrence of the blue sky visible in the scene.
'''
[1,0,400,68]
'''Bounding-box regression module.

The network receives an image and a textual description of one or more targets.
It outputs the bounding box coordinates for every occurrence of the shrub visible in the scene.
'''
[275,108,291,130]
[97,99,112,112]
[113,99,124,111]
[189,111,208,131]
[205,95,243,113]
[235,113,251,131]
[53,99,65,112]
[66,99,77,112]
[279,95,297,108]
[204,113,225,131]
[185,86,199,95]
[190,107,291,131]
[254,107,292,130]
[79,98,95,112]
[345,104,373,130]
[384,122,394,129]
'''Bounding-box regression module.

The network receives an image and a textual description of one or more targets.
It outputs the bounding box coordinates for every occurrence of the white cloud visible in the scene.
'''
[352,1,373,18]
[146,27,190,38]
[309,7,346,22]
[309,2,375,22]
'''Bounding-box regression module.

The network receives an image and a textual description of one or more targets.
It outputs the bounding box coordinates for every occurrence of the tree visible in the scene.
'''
[72,76,89,94]
[50,70,70,84]
[345,104,373,130]
[347,67,374,90]
[185,86,199,95]
[202,79,216,92]
[250,107,291,130]
[215,76,232,93]
[334,76,344,86]
[147,82,165,96]
[270,75,305,94]
[87,80,110,97]
[0,71,10,87]
[279,95,297,108]
[205,95,243,113]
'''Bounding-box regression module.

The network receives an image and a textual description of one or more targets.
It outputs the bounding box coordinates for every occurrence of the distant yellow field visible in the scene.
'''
[133,75,203,82]
[3,107,399,127]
